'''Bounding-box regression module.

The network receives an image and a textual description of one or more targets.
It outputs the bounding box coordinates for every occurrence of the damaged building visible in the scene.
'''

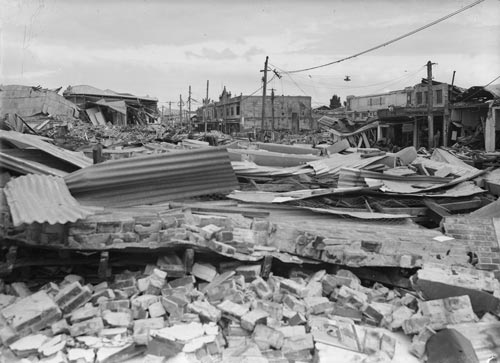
[346,79,465,149]
[63,85,160,126]
[1,78,500,363]
[195,87,313,133]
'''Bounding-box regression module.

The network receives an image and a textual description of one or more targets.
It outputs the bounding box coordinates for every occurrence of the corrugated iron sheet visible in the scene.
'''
[0,152,68,177]
[231,161,310,178]
[0,130,92,169]
[4,174,95,226]
[307,152,387,176]
[65,147,239,207]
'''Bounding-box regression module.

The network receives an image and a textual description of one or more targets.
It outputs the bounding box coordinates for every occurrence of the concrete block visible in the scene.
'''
[279,278,307,298]
[168,275,196,289]
[148,301,166,318]
[157,254,185,278]
[10,334,48,358]
[70,305,100,323]
[149,268,167,289]
[254,300,283,321]
[241,309,269,331]
[69,317,104,337]
[208,239,236,255]
[192,262,217,282]
[188,301,221,322]
[282,333,314,354]
[53,282,92,314]
[133,317,165,345]
[217,300,249,320]
[253,324,284,350]
[1,290,61,333]
[200,224,223,240]
[283,295,306,315]
[304,296,332,315]
[99,299,130,311]
[51,319,70,335]
[38,334,66,357]
[251,277,273,299]
[102,310,133,327]
[67,348,95,363]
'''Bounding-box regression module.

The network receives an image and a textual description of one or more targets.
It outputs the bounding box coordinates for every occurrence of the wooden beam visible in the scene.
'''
[440,199,483,212]
[98,251,109,280]
[424,199,451,224]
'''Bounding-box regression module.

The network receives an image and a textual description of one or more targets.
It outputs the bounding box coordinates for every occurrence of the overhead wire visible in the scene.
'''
[456,75,500,103]
[279,0,485,74]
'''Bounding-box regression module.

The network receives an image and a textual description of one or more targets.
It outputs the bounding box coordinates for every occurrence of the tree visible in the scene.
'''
[329,94,342,109]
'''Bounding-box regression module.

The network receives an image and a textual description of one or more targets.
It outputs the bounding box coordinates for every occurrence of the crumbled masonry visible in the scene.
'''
[2,92,500,363]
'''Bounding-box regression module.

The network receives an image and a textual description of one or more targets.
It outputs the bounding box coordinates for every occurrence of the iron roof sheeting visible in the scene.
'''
[65,147,239,207]
[0,151,68,177]
[0,130,92,169]
[4,174,95,226]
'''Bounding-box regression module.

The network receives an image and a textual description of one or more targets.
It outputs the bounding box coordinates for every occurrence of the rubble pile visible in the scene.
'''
[0,255,498,363]
[2,83,500,362]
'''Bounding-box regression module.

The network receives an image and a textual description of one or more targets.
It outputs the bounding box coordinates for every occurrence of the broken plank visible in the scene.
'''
[361,132,371,148]
[424,199,451,224]
[440,199,483,212]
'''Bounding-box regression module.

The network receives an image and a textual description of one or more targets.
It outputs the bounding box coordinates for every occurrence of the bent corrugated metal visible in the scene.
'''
[4,174,95,226]
[0,130,92,169]
[65,147,239,207]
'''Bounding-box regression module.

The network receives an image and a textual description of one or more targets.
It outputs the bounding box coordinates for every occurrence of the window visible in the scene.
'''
[236,105,240,115]
[231,107,234,116]
[407,92,412,105]
[416,92,422,105]
[380,97,384,105]
[369,98,372,106]
[424,91,428,105]
[436,89,443,104]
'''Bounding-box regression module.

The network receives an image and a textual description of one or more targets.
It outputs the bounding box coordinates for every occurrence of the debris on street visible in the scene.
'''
[1,77,499,363]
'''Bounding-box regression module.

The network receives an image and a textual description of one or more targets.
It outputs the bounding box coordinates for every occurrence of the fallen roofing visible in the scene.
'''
[306,152,387,176]
[228,148,322,167]
[0,85,79,118]
[0,151,68,177]
[63,85,157,102]
[230,160,310,178]
[64,147,239,207]
[4,174,96,227]
[0,130,92,170]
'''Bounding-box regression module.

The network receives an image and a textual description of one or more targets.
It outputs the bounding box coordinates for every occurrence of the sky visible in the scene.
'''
[1,0,499,110]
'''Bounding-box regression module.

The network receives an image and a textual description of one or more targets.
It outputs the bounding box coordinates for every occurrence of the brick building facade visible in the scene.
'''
[195,87,313,133]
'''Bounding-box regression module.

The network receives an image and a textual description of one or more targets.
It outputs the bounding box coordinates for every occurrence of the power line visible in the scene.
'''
[281,0,485,74]
[273,64,426,91]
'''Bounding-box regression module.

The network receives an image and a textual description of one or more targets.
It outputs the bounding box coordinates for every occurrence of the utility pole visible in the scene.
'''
[169,101,172,126]
[188,85,192,131]
[179,94,183,127]
[260,56,269,131]
[270,88,275,135]
[443,70,456,148]
[427,60,436,148]
[205,80,209,133]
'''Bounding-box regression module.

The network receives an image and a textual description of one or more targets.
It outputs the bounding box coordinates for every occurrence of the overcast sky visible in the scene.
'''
[1,0,499,109]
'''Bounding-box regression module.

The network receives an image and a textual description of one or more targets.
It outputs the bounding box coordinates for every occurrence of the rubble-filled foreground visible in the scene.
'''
[0,254,499,363]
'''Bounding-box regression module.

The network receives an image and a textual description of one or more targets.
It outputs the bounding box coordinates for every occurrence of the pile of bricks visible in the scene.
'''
[0,257,499,362]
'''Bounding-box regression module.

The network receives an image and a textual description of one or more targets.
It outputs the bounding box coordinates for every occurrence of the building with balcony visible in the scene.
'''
[346,79,463,148]
[195,87,313,133]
